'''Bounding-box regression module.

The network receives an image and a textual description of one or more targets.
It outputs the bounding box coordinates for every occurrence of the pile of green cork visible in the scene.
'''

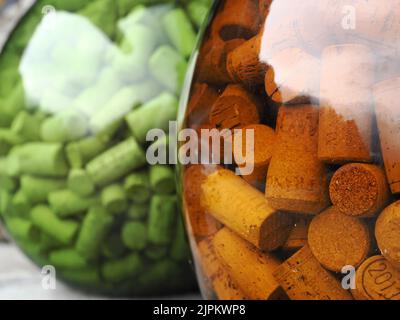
[0,0,212,296]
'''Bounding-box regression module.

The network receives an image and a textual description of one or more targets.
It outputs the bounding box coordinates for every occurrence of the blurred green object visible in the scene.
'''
[0,0,214,296]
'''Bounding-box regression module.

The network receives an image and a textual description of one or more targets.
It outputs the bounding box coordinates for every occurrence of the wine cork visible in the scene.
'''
[211,0,260,41]
[273,245,353,300]
[201,168,293,251]
[213,228,286,300]
[209,85,260,130]
[258,0,272,21]
[375,201,400,269]
[233,124,275,189]
[198,238,247,300]
[226,32,267,87]
[282,217,310,252]
[353,255,400,300]
[197,38,245,85]
[187,83,219,128]
[374,78,400,194]
[308,207,371,272]
[318,44,375,163]
[264,47,321,105]
[184,165,222,238]
[266,105,330,215]
[329,164,390,218]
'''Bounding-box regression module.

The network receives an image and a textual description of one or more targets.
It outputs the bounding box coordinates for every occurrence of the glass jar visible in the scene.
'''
[0,0,212,296]
[179,0,400,300]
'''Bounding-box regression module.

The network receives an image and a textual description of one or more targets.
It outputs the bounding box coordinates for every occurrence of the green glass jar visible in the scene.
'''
[0,0,212,296]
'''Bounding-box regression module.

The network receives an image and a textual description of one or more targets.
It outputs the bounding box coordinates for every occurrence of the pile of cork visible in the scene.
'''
[183,0,400,300]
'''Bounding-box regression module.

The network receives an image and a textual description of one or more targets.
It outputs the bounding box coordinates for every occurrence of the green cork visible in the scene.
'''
[68,169,95,196]
[48,189,99,218]
[163,8,197,58]
[76,206,114,260]
[7,143,69,177]
[121,221,147,251]
[30,205,79,245]
[20,175,66,204]
[149,45,187,94]
[40,111,88,143]
[49,249,88,270]
[149,165,176,194]
[11,190,30,217]
[101,234,126,259]
[123,171,151,204]
[125,92,178,144]
[101,184,128,214]
[170,217,191,262]
[127,203,148,220]
[86,138,146,186]
[102,253,144,283]
[148,195,177,246]
[6,217,39,242]
[10,111,43,142]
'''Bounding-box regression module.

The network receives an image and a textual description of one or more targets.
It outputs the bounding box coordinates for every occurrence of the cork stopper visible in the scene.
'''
[282,217,310,252]
[318,44,375,163]
[233,124,275,189]
[227,32,267,87]
[213,228,287,300]
[209,85,261,130]
[197,38,246,85]
[273,245,353,300]
[308,207,371,272]
[329,163,390,218]
[266,105,330,215]
[353,255,400,300]
[211,0,261,41]
[201,168,293,251]
[184,165,222,238]
[373,77,400,194]
[187,83,219,128]
[375,201,400,269]
[198,238,248,300]
[264,47,321,104]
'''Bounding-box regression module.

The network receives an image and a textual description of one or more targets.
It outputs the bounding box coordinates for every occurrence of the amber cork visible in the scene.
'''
[375,201,400,269]
[233,124,275,189]
[211,0,260,41]
[308,207,371,272]
[318,44,375,163]
[329,164,390,218]
[213,228,286,300]
[353,256,400,300]
[273,245,353,300]
[266,105,330,215]
[282,217,310,252]
[201,168,293,251]
[265,47,321,104]
[187,83,219,128]
[209,85,261,130]
[183,165,222,238]
[197,38,245,85]
[227,32,267,87]
[374,78,400,194]
[198,238,247,300]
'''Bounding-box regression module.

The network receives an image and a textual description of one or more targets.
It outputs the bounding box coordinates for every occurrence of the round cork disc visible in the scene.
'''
[308,207,371,272]
[233,124,275,167]
[375,201,400,269]
[354,255,400,300]
[329,164,382,217]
